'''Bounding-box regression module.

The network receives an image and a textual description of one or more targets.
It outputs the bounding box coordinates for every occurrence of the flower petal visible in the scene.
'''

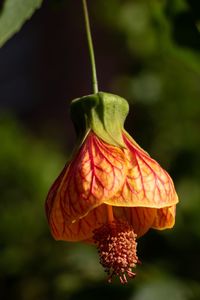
[45,163,68,224]
[114,206,156,237]
[105,132,178,208]
[49,203,108,241]
[45,132,127,228]
[152,205,176,230]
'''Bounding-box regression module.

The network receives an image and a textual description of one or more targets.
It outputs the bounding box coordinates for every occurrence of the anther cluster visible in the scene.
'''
[93,221,139,284]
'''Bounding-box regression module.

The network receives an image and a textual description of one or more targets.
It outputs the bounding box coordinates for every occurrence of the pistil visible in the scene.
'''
[107,205,114,223]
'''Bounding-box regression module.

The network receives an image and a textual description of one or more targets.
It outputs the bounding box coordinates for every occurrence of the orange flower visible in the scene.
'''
[45,92,178,284]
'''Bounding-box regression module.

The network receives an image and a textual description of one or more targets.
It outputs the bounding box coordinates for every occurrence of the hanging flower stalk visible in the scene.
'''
[45,0,178,284]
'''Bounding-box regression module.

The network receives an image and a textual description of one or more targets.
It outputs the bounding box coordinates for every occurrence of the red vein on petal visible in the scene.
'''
[94,137,125,170]
[47,132,127,236]
[124,133,177,207]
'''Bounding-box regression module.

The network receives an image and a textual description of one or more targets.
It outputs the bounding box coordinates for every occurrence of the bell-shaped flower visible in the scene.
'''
[45,92,178,284]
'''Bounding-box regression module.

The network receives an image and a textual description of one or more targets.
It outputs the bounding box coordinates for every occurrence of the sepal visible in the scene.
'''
[70,92,129,147]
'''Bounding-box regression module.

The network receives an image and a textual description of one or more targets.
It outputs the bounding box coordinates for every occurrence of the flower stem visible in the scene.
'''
[82,0,98,94]
[107,205,114,223]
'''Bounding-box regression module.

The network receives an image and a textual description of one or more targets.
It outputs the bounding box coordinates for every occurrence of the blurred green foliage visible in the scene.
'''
[0,0,200,299]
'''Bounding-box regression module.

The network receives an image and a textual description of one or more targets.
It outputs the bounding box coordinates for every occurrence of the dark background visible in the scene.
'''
[0,0,200,299]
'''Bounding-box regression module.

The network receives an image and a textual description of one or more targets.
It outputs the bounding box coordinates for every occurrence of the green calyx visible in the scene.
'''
[70,92,129,147]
